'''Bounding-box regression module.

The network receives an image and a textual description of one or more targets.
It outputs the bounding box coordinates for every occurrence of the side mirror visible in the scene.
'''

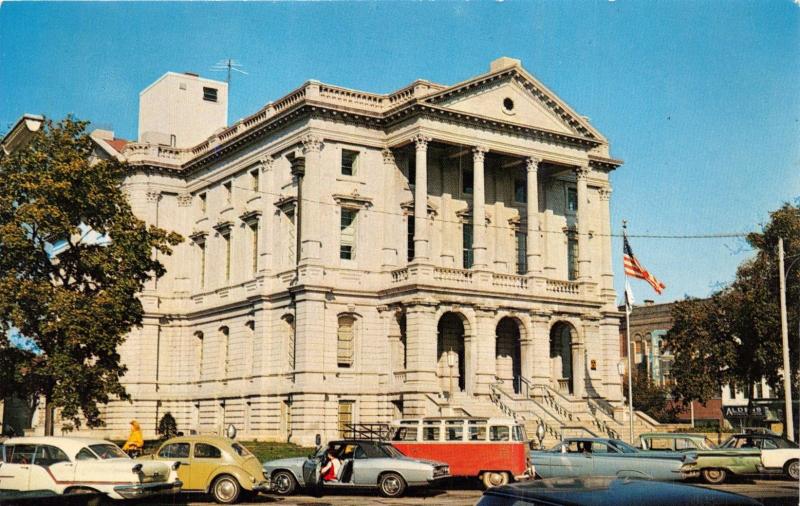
[315,434,321,446]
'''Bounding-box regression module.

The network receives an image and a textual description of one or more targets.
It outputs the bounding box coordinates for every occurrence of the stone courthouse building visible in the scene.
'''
[76,57,639,445]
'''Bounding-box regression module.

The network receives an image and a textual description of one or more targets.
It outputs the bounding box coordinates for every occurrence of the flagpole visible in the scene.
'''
[623,221,635,444]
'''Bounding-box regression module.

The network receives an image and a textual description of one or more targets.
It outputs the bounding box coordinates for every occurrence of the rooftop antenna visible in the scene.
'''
[211,58,248,85]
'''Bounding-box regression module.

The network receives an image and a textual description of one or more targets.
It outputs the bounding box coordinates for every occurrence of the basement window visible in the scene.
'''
[203,87,218,102]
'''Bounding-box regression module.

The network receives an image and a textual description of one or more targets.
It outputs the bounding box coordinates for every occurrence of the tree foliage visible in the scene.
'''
[624,367,679,422]
[157,412,178,440]
[0,116,182,431]
[665,203,800,407]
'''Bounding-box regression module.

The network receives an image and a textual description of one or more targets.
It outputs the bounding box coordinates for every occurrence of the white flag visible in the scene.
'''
[625,280,635,313]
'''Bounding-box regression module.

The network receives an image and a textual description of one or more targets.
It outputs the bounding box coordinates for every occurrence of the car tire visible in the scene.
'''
[701,468,727,484]
[482,471,510,489]
[785,460,799,481]
[211,474,242,504]
[378,472,407,498]
[271,470,298,496]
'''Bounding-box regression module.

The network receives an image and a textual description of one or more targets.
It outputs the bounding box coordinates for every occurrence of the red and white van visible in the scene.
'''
[389,417,534,488]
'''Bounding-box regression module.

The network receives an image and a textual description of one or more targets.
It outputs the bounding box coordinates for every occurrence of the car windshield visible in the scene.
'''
[774,438,799,449]
[88,443,128,459]
[231,443,252,457]
[609,440,639,453]
[379,444,405,458]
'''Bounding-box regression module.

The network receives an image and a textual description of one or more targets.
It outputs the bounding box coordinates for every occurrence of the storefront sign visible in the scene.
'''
[723,405,766,418]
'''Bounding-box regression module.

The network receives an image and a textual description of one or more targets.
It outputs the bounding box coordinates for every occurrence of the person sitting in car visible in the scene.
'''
[320,449,342,482]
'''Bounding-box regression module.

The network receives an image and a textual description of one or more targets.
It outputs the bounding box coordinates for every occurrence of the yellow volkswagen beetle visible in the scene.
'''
[141,435,267,504]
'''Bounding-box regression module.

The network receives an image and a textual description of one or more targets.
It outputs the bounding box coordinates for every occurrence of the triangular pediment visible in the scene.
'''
[424,68,605,142]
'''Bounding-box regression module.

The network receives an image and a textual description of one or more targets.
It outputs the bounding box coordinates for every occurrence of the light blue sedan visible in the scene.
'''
[530,437,699,481]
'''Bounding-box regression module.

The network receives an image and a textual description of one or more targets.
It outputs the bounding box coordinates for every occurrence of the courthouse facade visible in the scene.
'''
[83,57,632,445]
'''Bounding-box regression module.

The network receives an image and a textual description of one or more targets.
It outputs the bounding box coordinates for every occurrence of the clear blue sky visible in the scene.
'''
[1,1,798,303]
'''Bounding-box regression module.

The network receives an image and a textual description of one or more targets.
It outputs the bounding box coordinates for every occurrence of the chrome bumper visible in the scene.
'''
[114,480,182,499]
[515,466,536,481]
[252,480,271,492]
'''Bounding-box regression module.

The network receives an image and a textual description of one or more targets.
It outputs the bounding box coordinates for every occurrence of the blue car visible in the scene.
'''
[530,437,699,481]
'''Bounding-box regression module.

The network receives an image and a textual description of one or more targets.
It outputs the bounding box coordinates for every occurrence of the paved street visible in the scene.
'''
[144,478,799,506]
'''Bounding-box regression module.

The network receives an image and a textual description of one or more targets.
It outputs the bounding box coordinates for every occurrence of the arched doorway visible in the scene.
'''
[550,322,575,395]
[496,317,522,394]
[437,312,466,394]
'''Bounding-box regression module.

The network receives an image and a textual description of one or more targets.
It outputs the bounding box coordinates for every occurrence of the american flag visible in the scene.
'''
[623,235,666,294]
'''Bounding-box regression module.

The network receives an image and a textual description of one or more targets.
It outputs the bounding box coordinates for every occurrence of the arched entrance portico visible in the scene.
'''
[550,322,575,395]
[437,312,466,394]
[496,317,522,394]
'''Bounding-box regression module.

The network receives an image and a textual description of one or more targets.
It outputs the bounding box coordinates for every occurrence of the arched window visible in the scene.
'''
[337,315,356,368]
[245,320,255,378]
[219,326,230,380]
[282,315,295,371]
[194,331,204,382]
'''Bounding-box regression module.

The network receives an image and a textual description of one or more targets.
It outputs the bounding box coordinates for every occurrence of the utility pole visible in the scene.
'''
[778,238,795,441]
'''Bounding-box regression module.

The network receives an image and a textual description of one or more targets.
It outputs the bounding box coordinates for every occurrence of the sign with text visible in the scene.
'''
[722,405,766,419]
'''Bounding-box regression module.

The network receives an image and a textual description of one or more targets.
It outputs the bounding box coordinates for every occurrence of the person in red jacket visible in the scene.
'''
[320,449,342,482]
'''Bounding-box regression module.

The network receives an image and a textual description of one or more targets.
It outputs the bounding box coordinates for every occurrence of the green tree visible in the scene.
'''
[665,203,799,424]
[157,412,178,440]
[0,116,182,435]
[623,366,678,422]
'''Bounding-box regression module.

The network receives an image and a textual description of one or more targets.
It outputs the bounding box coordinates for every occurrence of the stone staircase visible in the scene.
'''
[424,378,668,449]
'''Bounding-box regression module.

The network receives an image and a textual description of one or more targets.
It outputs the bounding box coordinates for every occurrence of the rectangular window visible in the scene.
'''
[250,222,259,274]
[340,209,357,260]
[445,423,464,441]
[462,169,474,195]
[462,223,473,269]
[198,241,206,288]
[423,424,441,441]
[203,87,218,102]
[514,179,526,203]
[408,155,416,185]
[516,231,527,274]
[337,401,354,437]
[223,181,232,204]
[223,232,231,282]
[567,187,578,212]
[407,217,415,261]
[250,169,259,192]
[199,193,207,213]
[337,316,355,368]
[468,422,487,441]
[341,149,359,176]
[567,233,578,280]
[489,425,510,441]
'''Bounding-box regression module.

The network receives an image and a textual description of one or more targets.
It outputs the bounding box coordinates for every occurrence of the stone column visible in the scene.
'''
[259,156,275,273]
[473,306,497,394]
[300,135,323,262]
[575,165,591,281]
[598,188,615,302]
[412,135,431,261]
[530,311,551,386]
[571,327,586,399]
[403,302,438,417]
[381,149,399,269]
[472,146,488,269]
[526,157,541,274]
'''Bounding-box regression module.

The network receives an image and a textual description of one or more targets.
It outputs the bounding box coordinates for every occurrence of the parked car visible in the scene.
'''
[476,476,760,506]
[0,436,181,500]
[390,417,533,488]
[639,432,716,452]
[529,437,698,481]
[730,434,800,480]
[141,435,268,504]
[262,438,449,498]
[679,435,763,484]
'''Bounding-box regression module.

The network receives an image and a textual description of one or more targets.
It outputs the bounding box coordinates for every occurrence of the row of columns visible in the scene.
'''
[409,134,593,278]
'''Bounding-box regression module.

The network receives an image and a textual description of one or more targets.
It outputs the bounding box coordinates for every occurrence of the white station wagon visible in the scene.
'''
[0,436,182,500]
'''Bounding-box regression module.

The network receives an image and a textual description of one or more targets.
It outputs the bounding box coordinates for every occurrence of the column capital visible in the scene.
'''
[574,165,591,181]
[146,190,162,203]
[526,157,542,172]
[259,155,274,172]
[412,134,432,151]
[472,145,488,162]
[598,188,612,201]
[381,148,396,165]
[300,134,323,154]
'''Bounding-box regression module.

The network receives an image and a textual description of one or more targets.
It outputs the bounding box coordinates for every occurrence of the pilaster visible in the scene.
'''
[473,305,497,395]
